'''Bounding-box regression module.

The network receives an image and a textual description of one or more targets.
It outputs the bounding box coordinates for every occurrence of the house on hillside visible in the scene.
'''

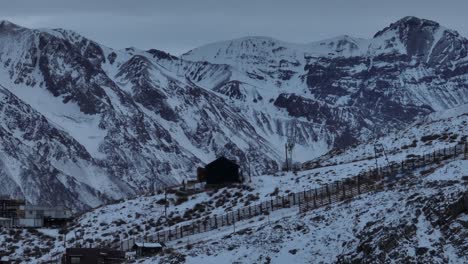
[62,248,126,264]
[133,242,164,256]
[19,205,73,227]
[203,156,242,185]
[0,198,25,219]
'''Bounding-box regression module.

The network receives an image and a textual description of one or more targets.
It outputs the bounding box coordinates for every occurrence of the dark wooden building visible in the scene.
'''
[133,242,164,256]
[205,157,242,185]
[62,248,125,264]
[0,198,25,219]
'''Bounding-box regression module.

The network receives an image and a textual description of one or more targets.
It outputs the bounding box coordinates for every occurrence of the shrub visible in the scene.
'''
[421,134,440,142]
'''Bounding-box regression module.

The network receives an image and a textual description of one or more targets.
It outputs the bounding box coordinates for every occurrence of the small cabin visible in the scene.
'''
[204,157,242,185]
[63,248,125,264]
[133,242,164,256]
[19,205,73,227]
[0,198,25,219]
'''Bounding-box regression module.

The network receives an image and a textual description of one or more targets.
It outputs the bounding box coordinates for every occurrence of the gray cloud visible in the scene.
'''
[1,0,467,55]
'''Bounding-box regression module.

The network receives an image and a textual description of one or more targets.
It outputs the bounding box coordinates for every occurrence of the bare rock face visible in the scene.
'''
[0,17,467,209]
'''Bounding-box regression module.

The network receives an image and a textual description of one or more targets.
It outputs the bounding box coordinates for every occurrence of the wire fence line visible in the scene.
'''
[115,142,467,252]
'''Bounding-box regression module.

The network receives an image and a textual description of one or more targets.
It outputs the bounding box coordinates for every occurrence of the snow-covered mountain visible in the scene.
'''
[0,16,467,209]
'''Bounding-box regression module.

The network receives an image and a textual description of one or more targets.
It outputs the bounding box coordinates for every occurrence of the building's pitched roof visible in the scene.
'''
[134,242,162,248]
[205,156,239,169]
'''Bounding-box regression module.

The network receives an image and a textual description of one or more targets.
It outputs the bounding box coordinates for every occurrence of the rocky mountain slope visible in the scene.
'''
[0,16,467,209]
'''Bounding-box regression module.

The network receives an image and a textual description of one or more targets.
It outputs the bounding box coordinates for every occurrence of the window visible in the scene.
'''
[70,256,81,264]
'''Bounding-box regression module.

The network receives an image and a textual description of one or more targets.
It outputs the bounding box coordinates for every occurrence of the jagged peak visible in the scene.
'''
[374,16,441,38]
[0,20,21,28]
[146,49,178,61]
[0,20,26,32]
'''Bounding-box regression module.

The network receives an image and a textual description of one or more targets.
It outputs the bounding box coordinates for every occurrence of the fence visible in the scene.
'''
[117,142,467,251]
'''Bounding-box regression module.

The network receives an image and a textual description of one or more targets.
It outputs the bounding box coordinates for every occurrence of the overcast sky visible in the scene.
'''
[2,0,467,55]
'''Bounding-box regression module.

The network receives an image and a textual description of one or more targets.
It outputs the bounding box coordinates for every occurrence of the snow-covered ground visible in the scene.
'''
[1,105,467,263]
[138,160,468,264]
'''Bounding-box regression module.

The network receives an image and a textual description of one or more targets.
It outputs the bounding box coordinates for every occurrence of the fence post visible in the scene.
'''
[357,175,361,194]
[313,191,317,207]
[314,189,318,206]
[465,142,468,159]
[342,182,346,199]
[326,184,331,204]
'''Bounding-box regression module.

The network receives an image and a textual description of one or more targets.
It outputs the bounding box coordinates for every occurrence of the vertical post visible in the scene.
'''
[342,182,345,199]
[464,142,468,160]
[314,189,318,207]
[164,188,168,223]
[326,184,331,204]
[298,193,301,208]
[357,175,361,194]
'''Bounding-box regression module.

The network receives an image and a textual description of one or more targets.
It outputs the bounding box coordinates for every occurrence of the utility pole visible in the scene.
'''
[285,121,297,172]
[247,146,252,182]
[248,161,252,183]
[373,143,379,171]
[164,188,168,224]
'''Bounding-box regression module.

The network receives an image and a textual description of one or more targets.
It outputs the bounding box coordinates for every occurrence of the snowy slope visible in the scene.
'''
[1,104,466,263]
[142,160,467,264]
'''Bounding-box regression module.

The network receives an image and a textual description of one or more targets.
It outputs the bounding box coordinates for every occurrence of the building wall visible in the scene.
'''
[0,218,12,228]
[0,199,25,219]
[22,206,72,219]
[18,218,43,227]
